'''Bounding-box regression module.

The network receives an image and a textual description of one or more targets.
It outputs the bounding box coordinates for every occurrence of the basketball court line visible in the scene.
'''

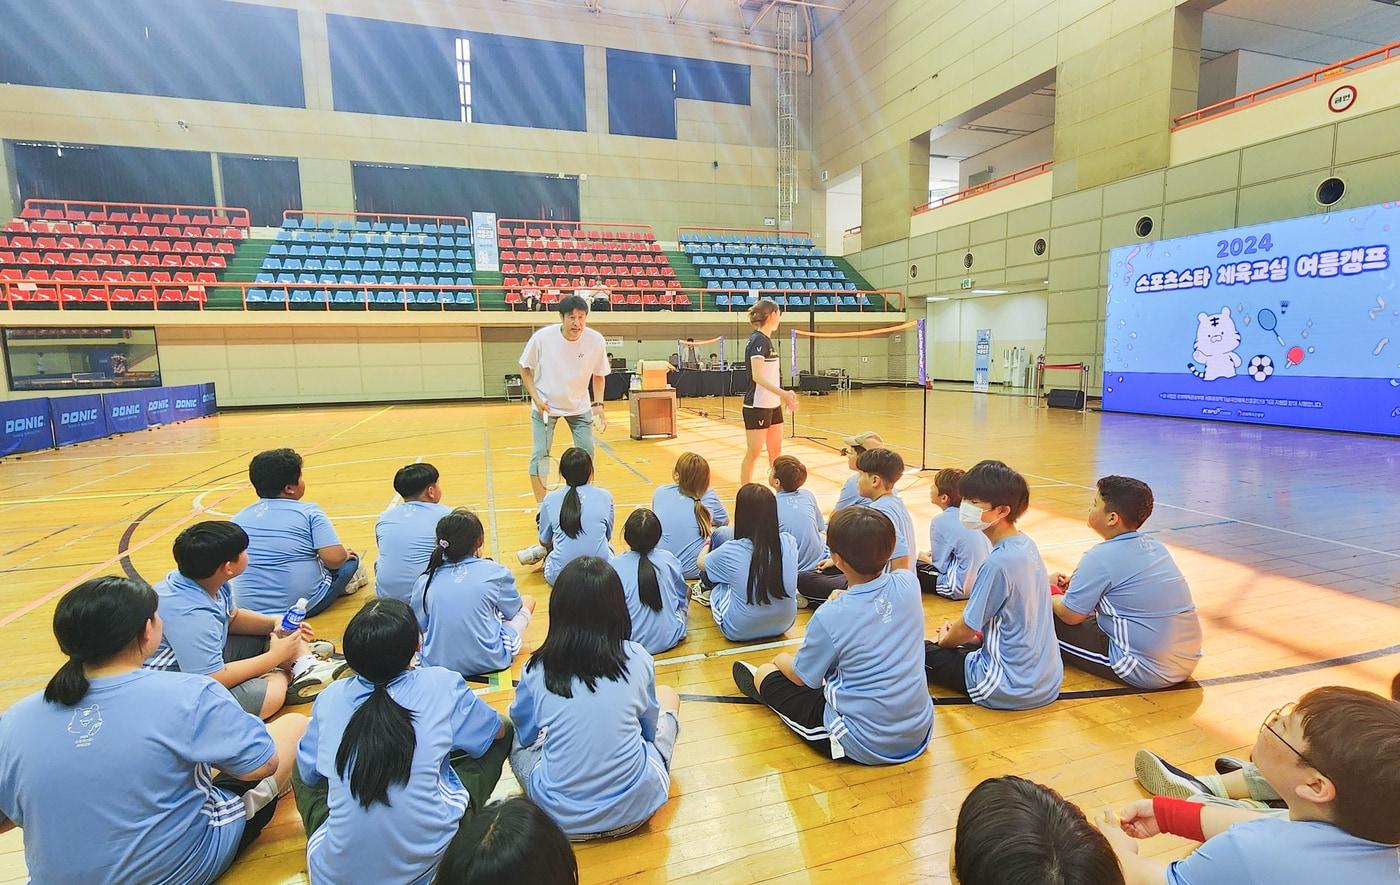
[0,405,396,629]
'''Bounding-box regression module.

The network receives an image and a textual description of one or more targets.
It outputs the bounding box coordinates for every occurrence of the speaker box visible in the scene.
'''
[1046,388,1085,410]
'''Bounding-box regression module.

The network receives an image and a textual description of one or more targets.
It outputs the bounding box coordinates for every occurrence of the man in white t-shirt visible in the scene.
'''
[519,294,611,502]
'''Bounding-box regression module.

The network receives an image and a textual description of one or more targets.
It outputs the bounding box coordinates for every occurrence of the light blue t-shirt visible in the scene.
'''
[793,571,933,765]
[868,492,918,575]
[706,533,799,641]
[612,548,690,655]
[652,483,729,579]
[1062,531,1203,689]
[1166,817,1400,884]
[375,500,453,603]
[962,532,1063,710]
[834,474,870,511]
[538,485,615,585]
[144,569,235,675]
[412,556,525,677]
[776,488,828,571]
[0,670,274,884]
[299,668,502,885]
[509,642,670,837]
[928,505,992,600]
[232,497,340,615]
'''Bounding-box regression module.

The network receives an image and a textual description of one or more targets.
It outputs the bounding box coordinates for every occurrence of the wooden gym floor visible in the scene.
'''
[2,388,1398,883]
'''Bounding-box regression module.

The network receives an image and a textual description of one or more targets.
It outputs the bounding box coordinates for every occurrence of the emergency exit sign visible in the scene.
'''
[960,278,974,289]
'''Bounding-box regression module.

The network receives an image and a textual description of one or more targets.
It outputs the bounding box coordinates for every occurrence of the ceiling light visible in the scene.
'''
[971,288,1008,295]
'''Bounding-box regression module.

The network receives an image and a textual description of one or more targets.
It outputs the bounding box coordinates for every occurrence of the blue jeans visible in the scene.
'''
[307,556,360,617]
[529,409,595,477]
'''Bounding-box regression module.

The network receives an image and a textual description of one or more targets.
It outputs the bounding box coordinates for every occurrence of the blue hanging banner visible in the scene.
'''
[51,394,108,447]
[171,385,203,422]
[0,398,54,456]
[104,389,150,434]
[199,383,218,416]
[144,389,175,426]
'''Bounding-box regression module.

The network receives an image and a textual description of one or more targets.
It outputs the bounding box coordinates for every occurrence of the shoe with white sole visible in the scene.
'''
[287,655,352,705]
[343,566,370,596]
[308,639,335,659]
[691,585,712,607]
[516,544,547,566]
[732,661,762,703]
[1134,749,1213,799]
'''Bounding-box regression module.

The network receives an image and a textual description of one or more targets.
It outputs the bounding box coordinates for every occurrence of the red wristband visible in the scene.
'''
[1153,795,1206,843]
[1050,583,1066,596]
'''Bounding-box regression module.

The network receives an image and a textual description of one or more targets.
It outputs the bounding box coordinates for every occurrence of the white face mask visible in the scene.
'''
[959,500,998,532]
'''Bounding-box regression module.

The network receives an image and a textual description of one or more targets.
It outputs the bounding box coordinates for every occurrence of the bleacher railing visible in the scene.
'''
[1172,38,1400,129]
[497,218,658,239]
[676,225,814,241]
[1,281,905,313]
[283,209,471,227]
[21,199,249,226]
[912,161,1053,215]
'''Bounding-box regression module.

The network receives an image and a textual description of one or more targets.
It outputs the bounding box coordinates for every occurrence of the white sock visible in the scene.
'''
[290,654,318,679]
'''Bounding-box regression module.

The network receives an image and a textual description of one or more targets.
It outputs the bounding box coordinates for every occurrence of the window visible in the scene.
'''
[456,36,473,123]
[4,327,161,392]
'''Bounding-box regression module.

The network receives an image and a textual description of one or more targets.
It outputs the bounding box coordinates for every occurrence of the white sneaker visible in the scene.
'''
[516,544,547,566]
[344,566,370,596]
[288,656,351,704]
[690,585,712,607]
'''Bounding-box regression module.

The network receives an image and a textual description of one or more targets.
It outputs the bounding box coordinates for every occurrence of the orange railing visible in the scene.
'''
[22,199,249,226]
[284,209,470,226]
[912,161,1052,215]
[842,225,861,238]
[1,281,905,313]
[496,218,658,242]
[1173,39,1400,129]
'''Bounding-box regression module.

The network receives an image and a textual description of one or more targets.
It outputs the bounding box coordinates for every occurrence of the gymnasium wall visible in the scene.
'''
[0,0,819,239]
[846,49,1400,395]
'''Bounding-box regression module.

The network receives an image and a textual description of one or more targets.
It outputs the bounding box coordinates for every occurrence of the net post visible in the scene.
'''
[918,318,930,470]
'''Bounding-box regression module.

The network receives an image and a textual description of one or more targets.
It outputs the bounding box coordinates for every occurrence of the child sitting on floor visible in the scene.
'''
[1051,475,1202,689]
[413,509,535,679]
[508,557,682,841]
[519,447,615,585]
[733,506,932,765]
[652,452,729,580]
[916,467,991,600]
[435,797,578,884]
[611,509,691,655]
[374,462,452,603]
[697,483,798,642]
[924,460,1063,710]
[1101,686,1400,884]
[293,598,512,884]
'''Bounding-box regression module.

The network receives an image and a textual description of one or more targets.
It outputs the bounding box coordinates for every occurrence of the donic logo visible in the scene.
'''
[175,398,197,409]
[147,398,170,410]
[111,404,142,418]
[4,416,45,434]
[61,409,98,425]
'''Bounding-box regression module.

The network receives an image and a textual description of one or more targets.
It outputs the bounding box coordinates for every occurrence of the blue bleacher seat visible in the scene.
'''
[263,258,282,271]
[280,218,297,228]
[454,291,474,305]
[247,288,268,302]
[255,272,275,284]
[388,223,406,234]
[275,272,296,284]
[324,259,343,272]
[344,259,362,272]
[268,243,288,257]
[308,245,328,258]
[371,222,389,233]
[382,260,400,273]
[365,247,384,259]
[385,247,402,259]
[354,221,371,233]
[338,274,357,285]
[266,288,288,303]
[328,246,347,258]
[362,260,381,272]
[291,288,312,302]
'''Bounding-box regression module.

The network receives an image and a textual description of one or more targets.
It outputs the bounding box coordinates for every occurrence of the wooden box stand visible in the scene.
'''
[629,388,678,439]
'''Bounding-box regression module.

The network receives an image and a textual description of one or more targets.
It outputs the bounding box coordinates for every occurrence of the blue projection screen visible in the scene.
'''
[1102,201,1399,437]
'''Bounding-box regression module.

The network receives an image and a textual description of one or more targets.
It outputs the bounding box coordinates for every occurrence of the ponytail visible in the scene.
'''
[335,598,421,809]
[337,681,417,809]
[673,452,714,537]
[558,448,592,540]
[624,509,663,613]
[46,658,91,708]
[422,509,485,598]
[45,576,157,707]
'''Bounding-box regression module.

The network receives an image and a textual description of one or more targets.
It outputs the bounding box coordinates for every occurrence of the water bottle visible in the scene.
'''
[280,597,309,634]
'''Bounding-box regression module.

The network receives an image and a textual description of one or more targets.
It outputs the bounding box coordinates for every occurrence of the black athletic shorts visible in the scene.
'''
[760,671,831,756]
[743,406,784,430]
[212,772,282,851]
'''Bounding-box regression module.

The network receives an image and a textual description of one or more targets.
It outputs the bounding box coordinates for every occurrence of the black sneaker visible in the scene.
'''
[732,661,763,703]
[1134,749,1213,799]
[1214,755,1248,775]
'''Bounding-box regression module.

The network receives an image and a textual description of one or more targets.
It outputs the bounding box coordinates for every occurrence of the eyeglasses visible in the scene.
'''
[840,445,866,457]
[1261,703,1322,773]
